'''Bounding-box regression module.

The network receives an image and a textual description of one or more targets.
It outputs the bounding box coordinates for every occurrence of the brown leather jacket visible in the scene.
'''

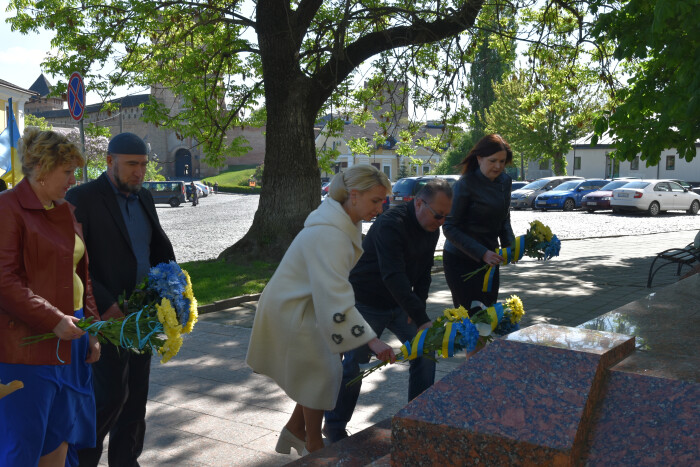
[0,179,99,365]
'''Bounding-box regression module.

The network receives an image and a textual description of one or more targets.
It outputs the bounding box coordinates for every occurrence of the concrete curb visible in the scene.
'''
[197,293,262,315]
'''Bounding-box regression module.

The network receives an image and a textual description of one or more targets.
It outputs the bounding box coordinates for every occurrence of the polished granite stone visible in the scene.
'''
[579,275,700,383]
[298,276,698,466]
[391,327,634,466]
[505,323,636,368]
[583,371,700,465]
[288,419,391,466]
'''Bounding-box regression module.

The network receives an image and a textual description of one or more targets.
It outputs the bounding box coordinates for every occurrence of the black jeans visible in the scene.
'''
[443,251,499,309]
[78,343,151,467]
[324,302,436,442]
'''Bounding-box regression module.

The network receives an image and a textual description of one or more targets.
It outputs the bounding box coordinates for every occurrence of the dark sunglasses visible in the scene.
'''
[419,199,448,220]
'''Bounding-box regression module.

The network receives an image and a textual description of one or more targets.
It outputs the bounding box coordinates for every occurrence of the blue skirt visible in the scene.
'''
[0,309,96,467]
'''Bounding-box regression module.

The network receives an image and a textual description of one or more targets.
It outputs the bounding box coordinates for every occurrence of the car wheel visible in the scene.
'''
[612,207,621,214]
[169,198,180,207]
[586,209,595,213]
[563,199,575,211]
[688,200,700,215]
[647,201,660,216]
[530,199,537,209]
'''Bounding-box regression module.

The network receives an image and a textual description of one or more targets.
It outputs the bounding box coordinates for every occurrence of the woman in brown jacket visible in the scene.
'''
[0,128,101,467]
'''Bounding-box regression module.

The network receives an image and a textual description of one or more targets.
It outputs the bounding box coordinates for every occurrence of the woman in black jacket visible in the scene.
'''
[443,134,515,310]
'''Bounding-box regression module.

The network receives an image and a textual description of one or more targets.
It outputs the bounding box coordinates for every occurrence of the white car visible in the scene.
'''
[194,182,210,197]
[611,180,700,216]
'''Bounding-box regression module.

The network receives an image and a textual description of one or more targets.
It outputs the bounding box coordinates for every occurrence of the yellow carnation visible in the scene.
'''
[156,298,183,363]
[443,306,469,322]
[505,295,525,324]
[181,270,198,334]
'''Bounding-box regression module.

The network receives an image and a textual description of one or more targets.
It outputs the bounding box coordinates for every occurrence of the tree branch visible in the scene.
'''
[314,0,485,101]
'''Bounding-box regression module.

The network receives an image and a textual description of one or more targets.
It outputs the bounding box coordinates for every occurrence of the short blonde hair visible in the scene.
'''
[329,164,392,203]
[19,128,85,181]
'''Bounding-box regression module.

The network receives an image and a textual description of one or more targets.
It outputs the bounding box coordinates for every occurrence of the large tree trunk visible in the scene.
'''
[219,3,322,263]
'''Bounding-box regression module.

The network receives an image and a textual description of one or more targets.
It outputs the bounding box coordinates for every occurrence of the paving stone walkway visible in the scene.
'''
[100,229,697,466]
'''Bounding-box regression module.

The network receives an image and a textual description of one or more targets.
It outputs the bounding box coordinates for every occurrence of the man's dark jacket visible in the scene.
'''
[66,173,175,317]
[350,202,437,327]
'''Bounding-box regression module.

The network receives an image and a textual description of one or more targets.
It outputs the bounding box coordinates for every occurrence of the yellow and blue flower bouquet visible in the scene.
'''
[23,261,198,363]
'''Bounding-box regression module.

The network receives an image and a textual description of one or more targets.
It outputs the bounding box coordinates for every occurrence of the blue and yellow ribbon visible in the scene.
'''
[441,322,458,357]
[484,303,504,331]
[482,235,526,292]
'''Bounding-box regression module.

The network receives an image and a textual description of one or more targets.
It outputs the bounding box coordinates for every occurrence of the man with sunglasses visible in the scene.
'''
[323,179,453,443]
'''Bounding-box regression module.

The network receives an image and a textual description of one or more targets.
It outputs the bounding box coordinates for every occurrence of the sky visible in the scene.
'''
[0,1,444,118]
[0,2,137,105]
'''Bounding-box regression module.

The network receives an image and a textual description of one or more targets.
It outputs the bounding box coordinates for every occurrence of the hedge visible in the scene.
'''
[216,185,262,194]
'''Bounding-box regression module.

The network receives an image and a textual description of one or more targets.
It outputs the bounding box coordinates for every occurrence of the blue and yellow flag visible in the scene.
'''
[0,97,22,187]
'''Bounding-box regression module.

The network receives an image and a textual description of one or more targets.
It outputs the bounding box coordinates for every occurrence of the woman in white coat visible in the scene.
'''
[246,165,396,454]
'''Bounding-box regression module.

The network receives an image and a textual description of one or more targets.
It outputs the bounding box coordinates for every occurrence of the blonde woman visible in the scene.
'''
[247,165,397,454]
[0,128,100,466]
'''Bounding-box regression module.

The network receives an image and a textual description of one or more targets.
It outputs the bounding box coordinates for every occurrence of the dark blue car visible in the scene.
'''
[534,179,608,211]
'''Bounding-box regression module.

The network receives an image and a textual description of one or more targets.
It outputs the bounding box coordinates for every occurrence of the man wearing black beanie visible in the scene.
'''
[66,132,175,467]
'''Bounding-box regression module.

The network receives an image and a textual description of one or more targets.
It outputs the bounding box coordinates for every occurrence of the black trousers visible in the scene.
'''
[78,343,151,467]
[443,251,499,309]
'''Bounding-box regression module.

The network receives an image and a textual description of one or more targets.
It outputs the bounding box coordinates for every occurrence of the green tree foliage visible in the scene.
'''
[466,4,517,138]
[24,114,113,180]
[24,114,52,130]
[485,5,609,175]
[433,129,483,175]
[592,0,700,165]
[7,0,607,260]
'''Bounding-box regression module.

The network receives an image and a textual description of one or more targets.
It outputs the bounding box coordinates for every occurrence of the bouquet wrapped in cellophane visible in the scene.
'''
[23,261,198,363]
[348,295,525,385]
[463,220,561,292]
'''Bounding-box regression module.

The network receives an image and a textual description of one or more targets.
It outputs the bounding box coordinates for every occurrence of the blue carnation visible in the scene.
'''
[494,321,520,336]
[543,235,561,260]
[455,321,479,352]
[147,261,190,325]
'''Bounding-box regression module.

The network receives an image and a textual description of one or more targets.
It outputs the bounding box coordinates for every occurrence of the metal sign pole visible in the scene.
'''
[80,118,87,182]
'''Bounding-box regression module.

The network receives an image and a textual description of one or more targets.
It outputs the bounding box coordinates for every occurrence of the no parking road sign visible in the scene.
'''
[68,72,86,121]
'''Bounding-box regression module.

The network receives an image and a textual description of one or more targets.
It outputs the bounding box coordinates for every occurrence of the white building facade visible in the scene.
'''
[516,134,700,184]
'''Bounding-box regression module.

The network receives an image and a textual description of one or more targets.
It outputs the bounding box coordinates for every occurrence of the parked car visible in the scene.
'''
[580,180,634,212]
[511,181,528,191]
[390,175,460,208]
[534,179,608,211]
[194,182,210,197]
[668,179,700,195]
[142,181,187,207]
[510,176,584,210]
[611,180,700,216]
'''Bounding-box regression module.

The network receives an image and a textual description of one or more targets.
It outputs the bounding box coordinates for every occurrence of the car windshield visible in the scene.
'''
[622,182,649,189]
[601,181,630,190]
[553,181,579,191]
[521,179,550,190]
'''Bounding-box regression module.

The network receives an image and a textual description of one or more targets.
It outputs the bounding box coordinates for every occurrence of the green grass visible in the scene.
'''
[203,165,258,188]
[181,258,278,305]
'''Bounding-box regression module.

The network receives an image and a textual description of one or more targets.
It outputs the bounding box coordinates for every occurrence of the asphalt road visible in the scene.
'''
[157,193,700,263]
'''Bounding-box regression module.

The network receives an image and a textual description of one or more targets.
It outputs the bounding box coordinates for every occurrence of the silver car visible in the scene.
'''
[510,176,584,209]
